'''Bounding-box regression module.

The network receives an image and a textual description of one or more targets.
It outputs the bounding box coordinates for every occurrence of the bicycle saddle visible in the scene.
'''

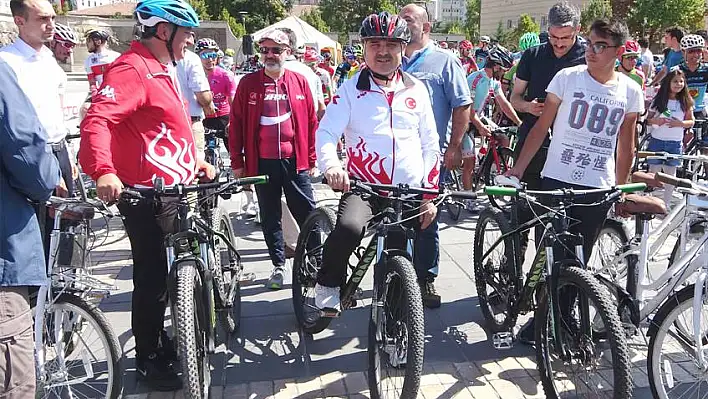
[622,194,666,215]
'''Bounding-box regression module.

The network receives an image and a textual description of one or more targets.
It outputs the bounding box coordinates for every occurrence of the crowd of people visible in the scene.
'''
[3,0,708,394]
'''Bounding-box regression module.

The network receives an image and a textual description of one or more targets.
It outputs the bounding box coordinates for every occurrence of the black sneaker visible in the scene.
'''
[419,279,441,309]
[518,318,535,346]
[157,330,179,364]
[136,352,183,392]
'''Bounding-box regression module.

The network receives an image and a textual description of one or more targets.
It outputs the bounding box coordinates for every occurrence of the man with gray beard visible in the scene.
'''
[399,3,472,308]
[229,30,319,290]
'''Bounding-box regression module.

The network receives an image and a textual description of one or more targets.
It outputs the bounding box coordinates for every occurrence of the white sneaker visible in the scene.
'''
[245,201,259,217]
[314,284,341,310]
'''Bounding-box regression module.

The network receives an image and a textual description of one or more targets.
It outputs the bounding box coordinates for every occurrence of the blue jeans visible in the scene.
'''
[255,158,316,267]
[413,167,446,281]
[646,137,681,167]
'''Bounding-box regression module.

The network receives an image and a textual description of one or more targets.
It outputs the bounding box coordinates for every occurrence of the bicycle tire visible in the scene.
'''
[292,207,337,334]
[473,207,519,333]
[484,147,514,210]
[36,294,123,399]
[535,265,632,399]
[647,284,708,399]
[212,206,240,335]
[175,261,210,399]
[368,255,424,399]
[444,170,463,221]
[588,220,629,280]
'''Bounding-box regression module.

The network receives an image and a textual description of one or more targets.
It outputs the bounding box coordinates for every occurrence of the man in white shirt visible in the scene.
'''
[277,27,326,120]
[508,19,644,343]
[638,38,654,81]
[2,0,72,196]
[176,48,215,160]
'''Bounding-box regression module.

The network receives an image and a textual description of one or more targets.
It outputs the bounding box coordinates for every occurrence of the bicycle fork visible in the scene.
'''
[692,265,708,370]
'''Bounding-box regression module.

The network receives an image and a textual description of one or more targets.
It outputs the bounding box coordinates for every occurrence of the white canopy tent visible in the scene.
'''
[252,16,339,53]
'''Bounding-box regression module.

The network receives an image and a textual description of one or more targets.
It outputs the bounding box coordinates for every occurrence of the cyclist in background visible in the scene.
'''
[333,48,356,88]
[319,48,335,78]
[475,35,491,68]
[679,34,708,120]
[617,40,646,90]
[501,32,540,97]
[50,23,79,64]
[462,45,521,211]
[650,26,684,86]
[459,40,479,74]
[84,28,120,97]
[347,44,365,78]
[222,47,235,71]
[314,11,439,311]
[195,38,236,148]
[304,47,333,105]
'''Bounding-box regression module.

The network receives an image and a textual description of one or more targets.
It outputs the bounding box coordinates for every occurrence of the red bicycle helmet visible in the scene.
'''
[304,47,320,63]
[620,40,641,57]
[459,40,473,50]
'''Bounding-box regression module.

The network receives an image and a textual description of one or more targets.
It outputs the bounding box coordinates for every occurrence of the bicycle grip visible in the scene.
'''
[655,172,693,188]
[484,186,517,196]
[449,190,477,200]
[235,175,269,186]
[616,182,647,193]
[636,151,662,159]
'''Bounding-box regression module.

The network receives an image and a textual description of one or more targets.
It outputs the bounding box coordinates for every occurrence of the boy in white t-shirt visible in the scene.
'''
[507,18,644,345]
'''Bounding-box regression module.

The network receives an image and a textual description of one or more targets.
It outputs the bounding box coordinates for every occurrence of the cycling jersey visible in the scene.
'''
[316,69,440,190]
[347,62,363,79]
[206,67,236,117]
[318,62,334,77]
[79,41,196,187]
[84,49,120,95]
[459,56,478,74]
[467,70,500,114]
[680,62,708,112]
[501,63,518,95]
[313,66,333,104]
[334,62,352,87]
[617,67,645,90]
[475,48,489,69]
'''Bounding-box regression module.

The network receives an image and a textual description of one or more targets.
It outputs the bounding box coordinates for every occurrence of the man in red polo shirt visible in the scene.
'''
[229,29,318,290]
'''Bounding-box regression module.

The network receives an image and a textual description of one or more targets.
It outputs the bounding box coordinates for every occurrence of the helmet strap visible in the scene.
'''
[165,24,179,66]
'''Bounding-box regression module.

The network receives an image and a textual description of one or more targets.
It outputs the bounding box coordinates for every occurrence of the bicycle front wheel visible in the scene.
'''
[535,266,632,399]
[36,294,123,399]
[648,284,708,399]
[175,261,210,399]
[368,255,424,399]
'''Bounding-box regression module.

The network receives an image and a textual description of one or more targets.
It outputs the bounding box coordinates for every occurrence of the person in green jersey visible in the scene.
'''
[501,32,540,97]
[616,39,646,90]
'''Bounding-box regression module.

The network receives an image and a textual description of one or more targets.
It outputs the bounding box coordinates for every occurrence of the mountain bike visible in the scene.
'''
[474,183,646,398]
[292,180,476,399]
[468,125,516,210]
[121,175,267,398]
[35,196,122,398]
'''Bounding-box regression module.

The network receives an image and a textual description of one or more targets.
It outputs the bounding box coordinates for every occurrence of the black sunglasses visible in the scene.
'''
[259,46,285,55]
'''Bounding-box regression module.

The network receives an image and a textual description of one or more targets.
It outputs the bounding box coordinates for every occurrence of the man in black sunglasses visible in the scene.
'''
[229,29,318,290]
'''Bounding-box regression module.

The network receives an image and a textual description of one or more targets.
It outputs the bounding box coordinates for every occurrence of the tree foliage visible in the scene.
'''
[464,0,481,40]
[301,8,331,33]
[319,0,407,34]
[493,21,511,46]
[580,0,612,32]
[628,0,704,43]
[508,14,539,47]
[220,8,246,38]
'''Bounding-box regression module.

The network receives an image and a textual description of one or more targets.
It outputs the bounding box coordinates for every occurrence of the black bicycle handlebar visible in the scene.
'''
[323,178,477,200]
[121,175,268,200]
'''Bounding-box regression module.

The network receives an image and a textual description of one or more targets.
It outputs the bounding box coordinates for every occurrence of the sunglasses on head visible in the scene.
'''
[259,46,285,55]
[200,52,219,60]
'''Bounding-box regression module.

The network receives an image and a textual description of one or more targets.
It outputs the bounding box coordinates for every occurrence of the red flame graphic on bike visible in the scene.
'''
[346,137,392,184]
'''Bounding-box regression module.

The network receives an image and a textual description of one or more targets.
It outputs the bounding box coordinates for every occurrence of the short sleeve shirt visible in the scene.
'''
[515,39,586,143]
[207,67,236,117]
[402,42,473,150]
[176,50,211,118]
[664,50,684,69]
[542,66,644,187]
[680,62,708,112]
[467,70,500,114]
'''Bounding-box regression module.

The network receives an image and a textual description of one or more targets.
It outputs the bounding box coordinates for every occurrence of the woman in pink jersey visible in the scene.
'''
[196,38,236,145]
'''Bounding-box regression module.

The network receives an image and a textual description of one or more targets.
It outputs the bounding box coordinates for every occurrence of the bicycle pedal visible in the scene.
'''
[492,332,514,350]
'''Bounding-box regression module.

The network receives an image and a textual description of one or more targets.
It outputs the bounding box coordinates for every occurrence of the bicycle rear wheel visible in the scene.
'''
[368,255,424,399]
[212,206,240,336]
[535,266,632,399]
[648,284,708,399]
[174,261,210,399]
[292,207,337,334]
[36,294,123,399]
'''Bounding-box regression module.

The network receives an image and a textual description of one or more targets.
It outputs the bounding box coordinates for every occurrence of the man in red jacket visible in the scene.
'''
[229,29,318,289]
[79,0,214,391]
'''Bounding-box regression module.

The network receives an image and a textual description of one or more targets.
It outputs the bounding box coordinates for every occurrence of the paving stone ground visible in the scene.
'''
[89,185,669,398]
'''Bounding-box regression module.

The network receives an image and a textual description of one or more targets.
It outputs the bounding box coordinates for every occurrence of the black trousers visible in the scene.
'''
[117,197,178,360]
[317,193,416,288]
[513,143,548,257]
[255,158,316,267]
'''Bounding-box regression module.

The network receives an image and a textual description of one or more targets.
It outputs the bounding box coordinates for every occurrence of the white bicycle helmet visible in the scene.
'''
[681,34,705,50]
[54,23,79,44]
